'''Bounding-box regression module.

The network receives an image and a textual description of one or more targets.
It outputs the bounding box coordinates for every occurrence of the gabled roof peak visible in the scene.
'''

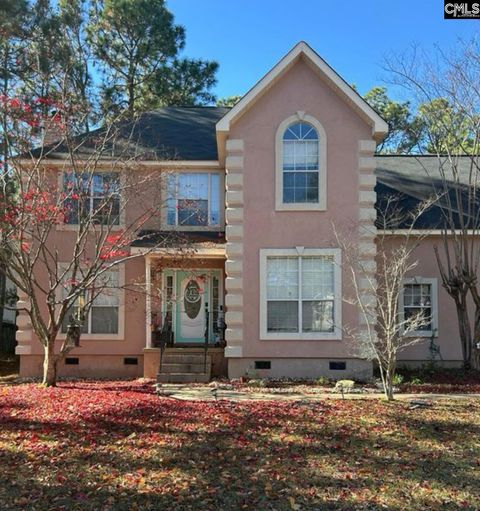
[216,41,388,141]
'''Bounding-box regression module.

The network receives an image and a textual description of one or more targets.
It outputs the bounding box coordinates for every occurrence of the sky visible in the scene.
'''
[169,0,479,101]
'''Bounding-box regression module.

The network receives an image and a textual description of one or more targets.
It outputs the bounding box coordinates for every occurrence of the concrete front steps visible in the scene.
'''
[157,351,211,383]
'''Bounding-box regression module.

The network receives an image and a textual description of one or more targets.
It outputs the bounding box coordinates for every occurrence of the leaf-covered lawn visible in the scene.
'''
[0,382,479,510]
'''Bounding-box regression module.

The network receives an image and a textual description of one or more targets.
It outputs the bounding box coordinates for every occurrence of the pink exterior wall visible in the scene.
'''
[229,57,373,362]
[391,236,465,365]
[17,161,226,377]
[19,256,147,377]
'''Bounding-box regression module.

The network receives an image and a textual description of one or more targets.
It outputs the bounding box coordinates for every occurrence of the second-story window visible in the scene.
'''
[166,173,221,227]
[64,172,120,225]
[283,122,319,204]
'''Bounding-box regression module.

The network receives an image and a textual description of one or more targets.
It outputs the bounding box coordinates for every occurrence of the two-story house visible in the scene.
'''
[17,42,465,381]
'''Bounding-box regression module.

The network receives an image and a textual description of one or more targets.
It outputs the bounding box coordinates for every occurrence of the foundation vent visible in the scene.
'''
[65,357,79,365]
[254,360,271,370]
[329,361,346,371]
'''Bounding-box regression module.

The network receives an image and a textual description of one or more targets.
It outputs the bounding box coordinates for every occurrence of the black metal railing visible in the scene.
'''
[155,305,227,375]
[204,303,209,373]
[155,311,174,373]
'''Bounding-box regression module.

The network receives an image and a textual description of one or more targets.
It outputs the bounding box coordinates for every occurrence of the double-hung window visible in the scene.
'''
[260,248,341,340]
[166,173,221,227]
[275,115,327,211]
[64,172,120,225]
[61,269,120,335]
[283,122,319,204]
[400,278,438,337]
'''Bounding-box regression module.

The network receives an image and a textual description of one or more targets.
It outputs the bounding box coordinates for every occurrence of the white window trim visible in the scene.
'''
[56,263,125,341]
[57,170,126,231]
[259,247,342,340]
[275,113,327,212]
[399,277,438,338]
[162,170,225,231]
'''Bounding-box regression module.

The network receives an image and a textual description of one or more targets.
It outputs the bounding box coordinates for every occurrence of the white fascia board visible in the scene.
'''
[216,41,388,139]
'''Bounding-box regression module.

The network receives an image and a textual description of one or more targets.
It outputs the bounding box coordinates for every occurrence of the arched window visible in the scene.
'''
[282,122,319,204]
[275,114,326,211]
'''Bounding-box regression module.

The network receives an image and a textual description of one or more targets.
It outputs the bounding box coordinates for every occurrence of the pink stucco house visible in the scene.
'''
[17,42,465,381]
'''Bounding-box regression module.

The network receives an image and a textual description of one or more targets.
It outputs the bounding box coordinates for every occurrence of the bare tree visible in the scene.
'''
[0,91,196,386]
[385,38,480,370]
[337,198,434,400]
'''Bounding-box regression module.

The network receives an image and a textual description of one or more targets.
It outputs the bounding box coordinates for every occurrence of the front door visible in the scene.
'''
[175,271,209,343]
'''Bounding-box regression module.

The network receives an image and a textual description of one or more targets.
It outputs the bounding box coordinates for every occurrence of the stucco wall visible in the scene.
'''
[227,57,374,364]
[18,252,225,377]
[388,235,466,365]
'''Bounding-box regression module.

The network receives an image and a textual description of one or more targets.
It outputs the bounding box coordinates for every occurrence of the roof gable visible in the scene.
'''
[216,42,388,141]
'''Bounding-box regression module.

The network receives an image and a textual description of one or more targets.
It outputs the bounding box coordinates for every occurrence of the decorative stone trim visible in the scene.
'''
[357,139,378,341]
[226,139,244,152]
[225,155,244,170]
[225,345,243,358]
[225,139,244,359]
[15,288,33,355]
[225,225,243,240]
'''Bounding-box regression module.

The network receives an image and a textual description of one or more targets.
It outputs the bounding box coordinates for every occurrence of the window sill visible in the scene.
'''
[56,224,124,231]
[260,331,342,341]
[57,334,124,341]
[275,203,326,212]
[161,225,225,231]
[403,331,437,338]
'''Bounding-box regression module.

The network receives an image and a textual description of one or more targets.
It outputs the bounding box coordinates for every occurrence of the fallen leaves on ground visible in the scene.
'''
[0,381,479,510]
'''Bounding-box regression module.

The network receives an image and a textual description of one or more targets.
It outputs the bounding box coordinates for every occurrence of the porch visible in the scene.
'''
[140,243,227,382]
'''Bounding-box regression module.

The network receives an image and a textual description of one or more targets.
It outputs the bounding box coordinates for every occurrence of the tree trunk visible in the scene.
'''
[0,270,5,350]
[128,75,135,119]
[385,384,394,401]
[385,362,395,401]
[471,304,480,371]
[378,358,395,401]
[42,338,58,387]
[455,296,472,370]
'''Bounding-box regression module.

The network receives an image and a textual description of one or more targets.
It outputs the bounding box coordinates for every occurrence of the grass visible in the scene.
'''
[0,381,479,510]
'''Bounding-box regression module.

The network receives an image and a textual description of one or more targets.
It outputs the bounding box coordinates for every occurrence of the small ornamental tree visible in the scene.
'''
[0,94,191,386]
[337,198,434,400]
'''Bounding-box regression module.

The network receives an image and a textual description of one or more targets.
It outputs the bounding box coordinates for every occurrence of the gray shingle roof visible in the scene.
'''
[29,106,230,161]
[375,156,479,229]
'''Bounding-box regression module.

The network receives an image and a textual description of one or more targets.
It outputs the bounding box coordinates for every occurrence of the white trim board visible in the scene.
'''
[131,247,226,258]
[380,229,480,236]
[16,159,221,169]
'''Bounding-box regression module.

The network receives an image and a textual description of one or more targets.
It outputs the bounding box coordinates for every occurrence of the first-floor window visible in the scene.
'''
[261,249,341,339]
[401,278,438,336]
[61,269,119,335]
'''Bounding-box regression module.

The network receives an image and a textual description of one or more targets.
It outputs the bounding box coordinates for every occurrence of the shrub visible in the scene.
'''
[392,374,404,386]
[410,376,423,385]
